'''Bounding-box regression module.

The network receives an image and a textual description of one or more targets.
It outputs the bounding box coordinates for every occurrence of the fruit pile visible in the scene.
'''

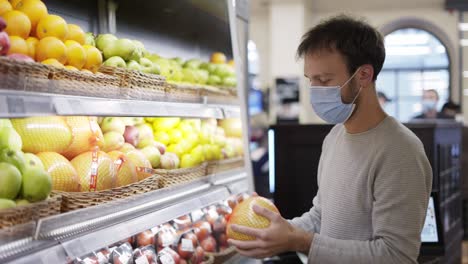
[74,194,251,264]
[0,119,52,210]
[0,116,243,194]
[0,0,103,72]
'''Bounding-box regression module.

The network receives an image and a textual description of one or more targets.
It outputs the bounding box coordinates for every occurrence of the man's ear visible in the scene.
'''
[358,64,374,88]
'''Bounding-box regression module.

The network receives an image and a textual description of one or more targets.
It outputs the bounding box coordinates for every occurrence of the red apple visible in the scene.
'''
[124,126,140,147]
[200,236,217,253]
[205,208,219,227]
[7,53,34,62]
[156,225,177,252]
[216,233,228,248]
[227,197,237,210]
[153,141,166,155]
[173,215,192,231]
[190,246,205,264]
[137,230,155,247]
[158,247,180,264]
[133,245,157,264]
[216,205,231,216]
[193,221,212,241]
[212,216,227,234]
[0,17,6,31]
[0,32,11,56]
[180,259,188,264]
[176,232,198,260]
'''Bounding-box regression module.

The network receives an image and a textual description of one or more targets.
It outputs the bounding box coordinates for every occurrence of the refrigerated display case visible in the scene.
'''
[0,0,253,263]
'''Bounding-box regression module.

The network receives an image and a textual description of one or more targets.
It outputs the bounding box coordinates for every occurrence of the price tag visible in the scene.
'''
[135,256,150,264]
[159,253,174,264]
[151,227,159,234]
[96,252,106,263]
[119,254,130,264]
[181,238,194,252]
[161,234,173,247]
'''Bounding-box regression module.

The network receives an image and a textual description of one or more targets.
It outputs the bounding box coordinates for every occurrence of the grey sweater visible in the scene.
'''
[289,116,432,264]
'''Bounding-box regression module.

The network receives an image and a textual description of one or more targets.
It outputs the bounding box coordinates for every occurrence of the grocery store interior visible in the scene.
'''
[2,0,468,263]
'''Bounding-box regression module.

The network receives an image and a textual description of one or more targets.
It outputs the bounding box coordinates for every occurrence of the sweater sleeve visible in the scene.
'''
[307,141,432,264]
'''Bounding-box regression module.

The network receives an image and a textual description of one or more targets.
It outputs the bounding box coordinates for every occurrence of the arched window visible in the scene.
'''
[376,28,450,122]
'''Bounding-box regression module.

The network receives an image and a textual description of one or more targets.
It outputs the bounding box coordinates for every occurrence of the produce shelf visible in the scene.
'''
[0,89,240,119]
[0,169,249,264]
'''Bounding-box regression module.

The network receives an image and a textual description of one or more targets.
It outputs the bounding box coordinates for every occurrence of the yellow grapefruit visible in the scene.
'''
[36,14,68,40]
[37,152,81,192]
[36,36,67,64]
[15,0,48,32]
[3,10,31,39]
[108,151,138,187]
[64,40,86,69]
[71,150,116,191]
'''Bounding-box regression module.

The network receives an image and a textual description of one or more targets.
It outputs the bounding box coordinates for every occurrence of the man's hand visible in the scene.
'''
[227,204,313,259]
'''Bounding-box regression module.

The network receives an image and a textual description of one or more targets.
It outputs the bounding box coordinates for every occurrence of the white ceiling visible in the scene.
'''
[250,0,446,14]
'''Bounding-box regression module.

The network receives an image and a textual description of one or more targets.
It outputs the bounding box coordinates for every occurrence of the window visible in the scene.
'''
[376,28,450,122]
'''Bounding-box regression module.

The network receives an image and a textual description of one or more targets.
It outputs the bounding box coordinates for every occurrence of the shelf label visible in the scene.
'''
[136,255,150,264]
[7,97,25,114]
[181,238,194,252]
[159,252,175,264]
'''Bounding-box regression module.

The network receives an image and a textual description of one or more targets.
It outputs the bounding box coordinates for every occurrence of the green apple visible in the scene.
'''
[103,131,125,152]
[207,75,222,86]
[160,152,179,169]
[119,143,135,154]
[103,56,127,68]
[171,67,183,82]
[0,149,26,172]
[190,145,205,163]
[132,117,145,125]
[141,145,161,168]
[166,144,185,158]
[101,117,126,134]
[0,198,16,209]
[180,153,200,168]
[171,57,184,66]
[200,62,218,74]
[196,69,209,84]
[136,124,153,144]
[222,76,237,87]
[150,62,161,75]
[0,162,22,199]
[103,38,136,60]
[182,68,197,83]
[137,138,153,149]
[154,131,170,145]
[21,168,52,202]
[0,119,12,128]
[0,127,22,151]
[139,57,154,74]
[144,53,161,63]
[24,153,44,170]
[85,32,96,46]
[15,199,30,206]
[128,45,143,61]
[183,59,202,70]
[95,34,117,51]
[214,64,234,78]
[127,60,142,71]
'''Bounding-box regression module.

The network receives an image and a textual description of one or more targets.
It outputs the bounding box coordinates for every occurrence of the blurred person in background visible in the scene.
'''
[439,101,460,119]
[413,89,441,119]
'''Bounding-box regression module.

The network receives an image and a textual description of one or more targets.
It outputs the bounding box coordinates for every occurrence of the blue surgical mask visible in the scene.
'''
[422,100,437,112]
[309,69,361,124]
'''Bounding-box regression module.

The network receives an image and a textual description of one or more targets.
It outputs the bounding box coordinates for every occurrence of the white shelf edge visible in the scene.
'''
[0,89,240,118]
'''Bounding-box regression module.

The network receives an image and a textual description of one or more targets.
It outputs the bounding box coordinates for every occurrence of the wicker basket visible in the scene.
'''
[50,68,121,98]
[54,174,161,212]
[155,163,208,188]
[164,82,202,103]
[200,85,238,104]
[98,66,166,100]
[0,57,54,93]
[206,157,245,175]
[0,193,62,229]
[206,246,237,264]
[203,254,215,264]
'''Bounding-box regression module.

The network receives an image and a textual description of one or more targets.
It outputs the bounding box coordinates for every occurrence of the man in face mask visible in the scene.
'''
[414,89,440,119]
[228,15,432,263]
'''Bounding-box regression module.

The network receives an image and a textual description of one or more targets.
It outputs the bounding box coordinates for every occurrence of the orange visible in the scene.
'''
[66,24,85,45]
[65,65,78,71]
[210,52,226,64]
[227,59,235,67]
[227,196,279,241]
[36,36,67,64]
[8,36,28,56]
[41,58,63,68]
[9,0,22,8]
[25,37,38,59]
[15,0,48,31]
[3,10,31,39]
[64,40,86,69]
[82,45,102,73]
[0,0,12,15]
[36,14,68,40]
